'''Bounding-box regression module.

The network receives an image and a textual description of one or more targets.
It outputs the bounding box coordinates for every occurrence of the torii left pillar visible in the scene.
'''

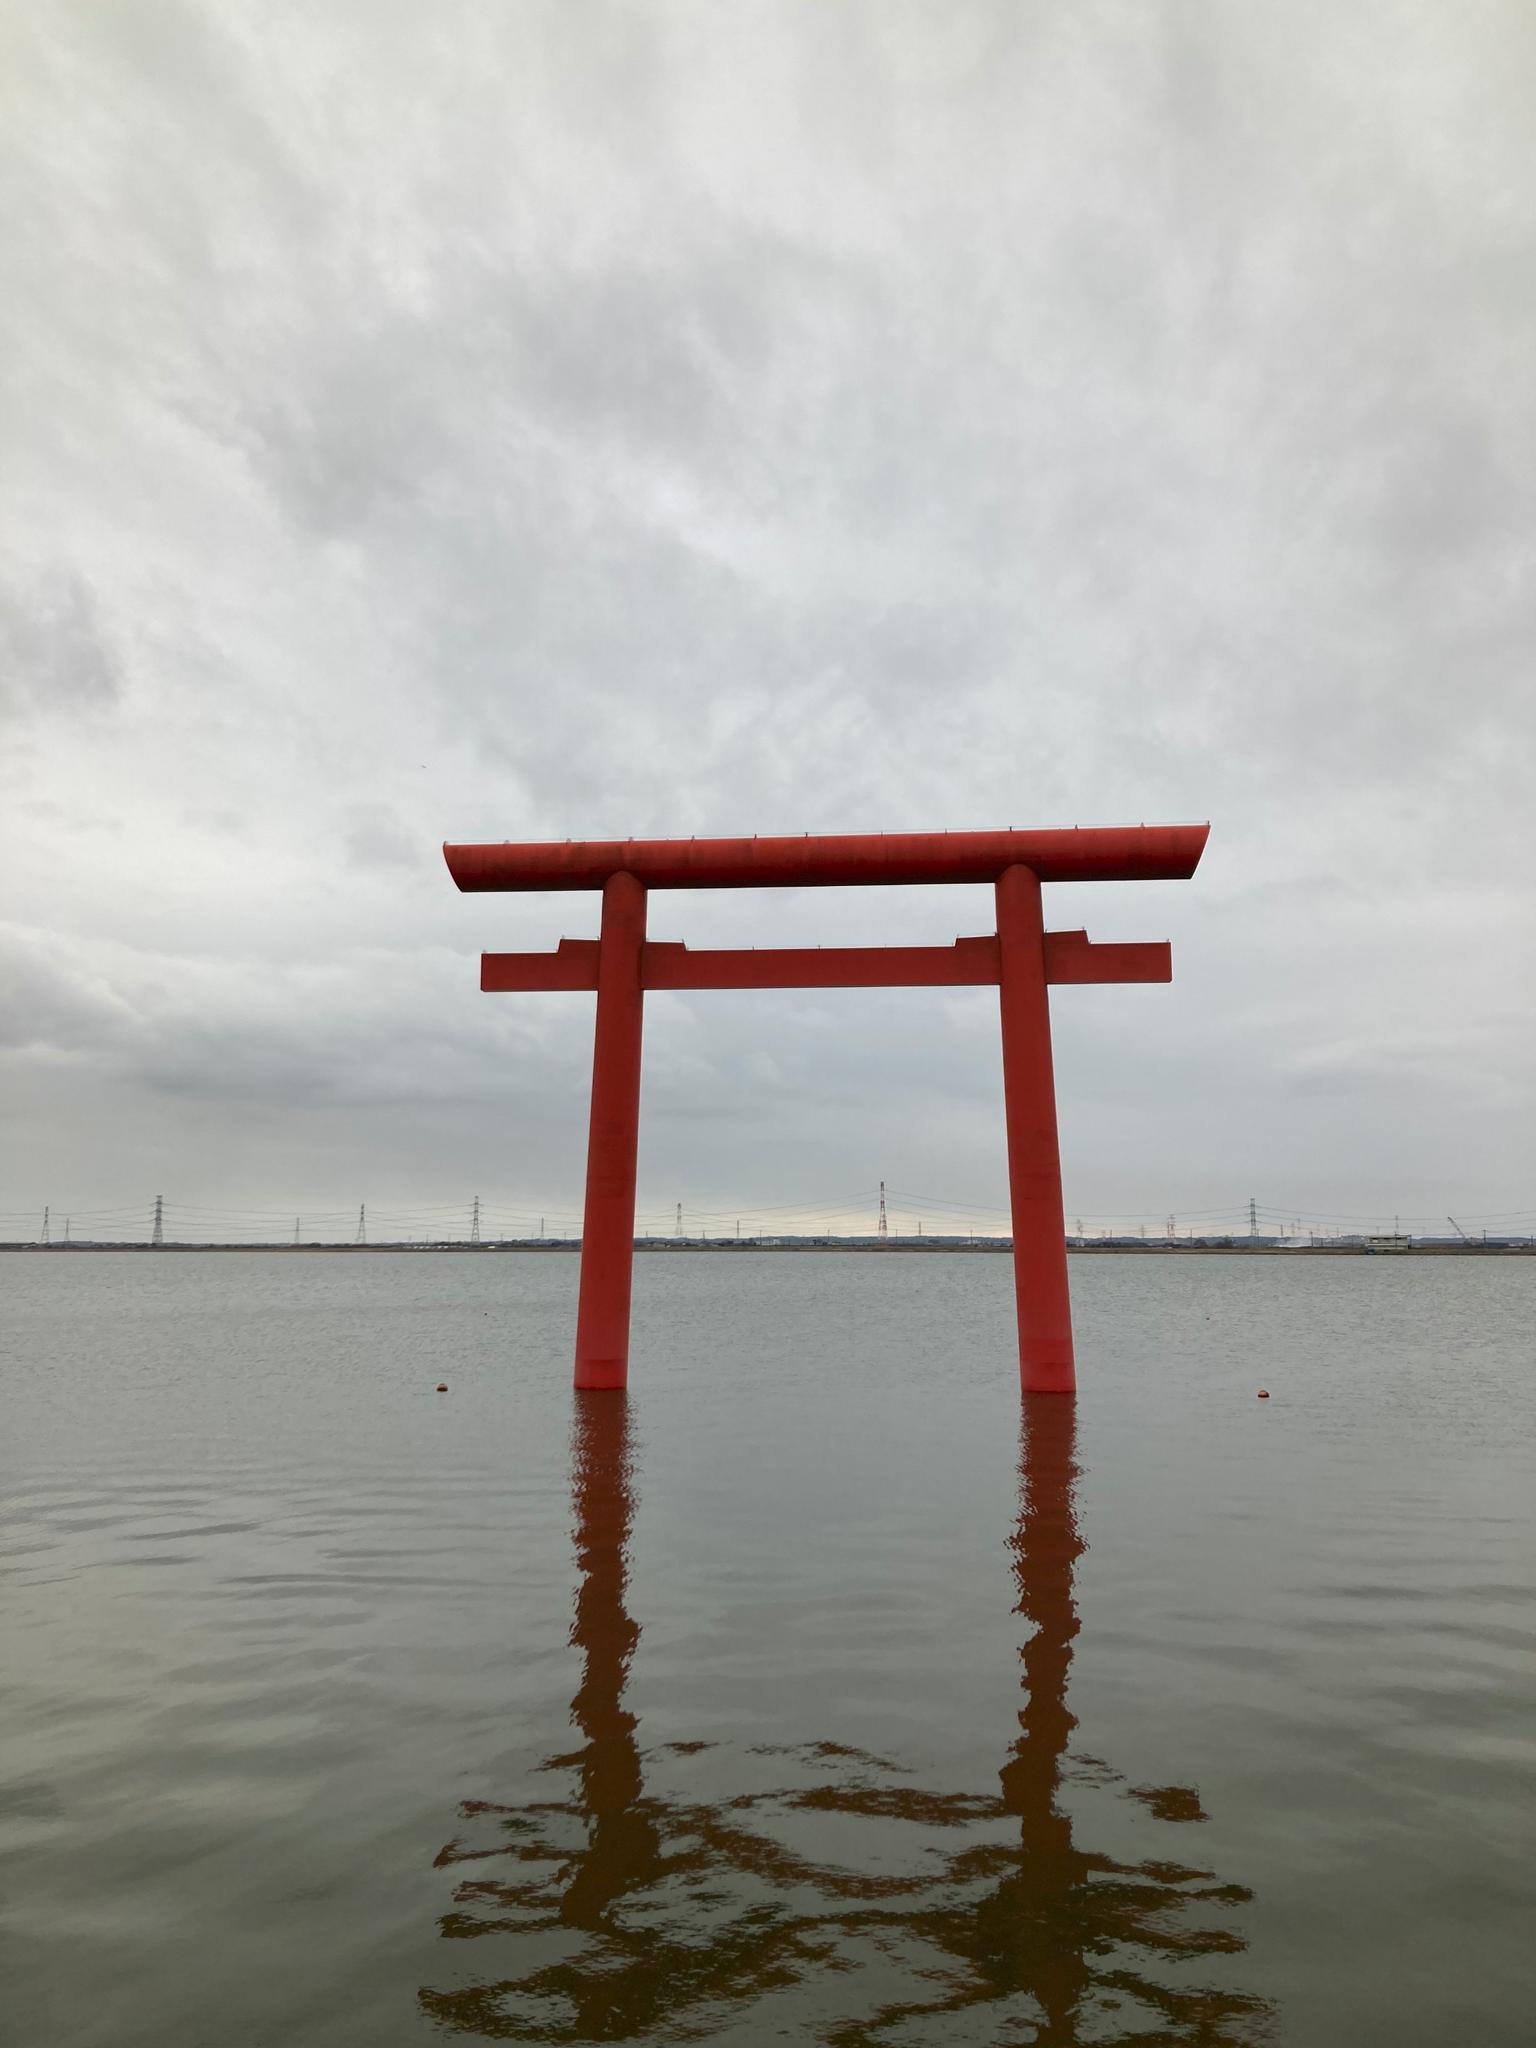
[577,872,651,1384]
[996,864,1074,1394]
[574,872,647,1389]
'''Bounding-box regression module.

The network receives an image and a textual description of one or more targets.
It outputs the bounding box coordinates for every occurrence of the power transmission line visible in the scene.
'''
[8,1187,1536,1248]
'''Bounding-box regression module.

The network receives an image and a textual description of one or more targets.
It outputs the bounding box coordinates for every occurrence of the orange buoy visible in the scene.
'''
[1257,1389,1269,1399]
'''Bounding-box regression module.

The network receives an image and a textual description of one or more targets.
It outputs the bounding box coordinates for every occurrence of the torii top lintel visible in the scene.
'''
[442,823,1210,894]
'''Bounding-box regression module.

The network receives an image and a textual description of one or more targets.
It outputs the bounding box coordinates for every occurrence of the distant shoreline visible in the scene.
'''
[3,1241,1531,1257]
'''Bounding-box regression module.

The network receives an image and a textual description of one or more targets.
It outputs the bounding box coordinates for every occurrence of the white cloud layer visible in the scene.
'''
[2,1,1533,1238]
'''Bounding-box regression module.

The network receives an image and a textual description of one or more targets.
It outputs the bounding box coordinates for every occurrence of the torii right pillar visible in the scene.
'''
[997,864,1075,1394]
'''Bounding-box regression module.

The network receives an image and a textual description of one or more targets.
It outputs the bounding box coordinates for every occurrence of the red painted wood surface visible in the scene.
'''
[482,938,600,991]
[996,866,1076,1395]
[641,937,997,989]
[1040,933,1170,984]
[572,875,646,1390]
[446,824,1208,893]
[481,933,1171,993]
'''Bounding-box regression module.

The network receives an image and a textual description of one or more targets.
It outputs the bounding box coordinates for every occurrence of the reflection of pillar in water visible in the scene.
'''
[561,1391,658,1930]
[979,1391,1090,2035]
[423,1387,1271,2043]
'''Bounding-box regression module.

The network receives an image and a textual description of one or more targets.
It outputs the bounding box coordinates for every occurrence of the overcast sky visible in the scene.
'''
[2,1,1533,1242]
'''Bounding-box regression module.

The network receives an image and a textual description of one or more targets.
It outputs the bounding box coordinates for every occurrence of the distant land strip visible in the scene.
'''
[3,1240,1531,1257]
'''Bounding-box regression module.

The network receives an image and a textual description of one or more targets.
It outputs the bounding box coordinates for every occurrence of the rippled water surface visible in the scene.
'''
[3,1250,1533,2046]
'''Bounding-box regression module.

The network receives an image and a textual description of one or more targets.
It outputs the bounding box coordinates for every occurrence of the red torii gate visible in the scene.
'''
[444,825,1209,1396]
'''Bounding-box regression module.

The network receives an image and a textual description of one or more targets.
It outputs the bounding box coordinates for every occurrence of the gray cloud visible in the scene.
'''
[0,568,122,717]
[1,1,1533,1236]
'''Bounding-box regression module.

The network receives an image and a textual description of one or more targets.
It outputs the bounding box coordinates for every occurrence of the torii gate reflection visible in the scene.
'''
[445,825,1209,1394]
[422,1396,1273,2043]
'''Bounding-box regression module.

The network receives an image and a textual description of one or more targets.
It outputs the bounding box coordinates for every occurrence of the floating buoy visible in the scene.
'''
[1257,1389,1270,1399]
[436,1383,448,1393]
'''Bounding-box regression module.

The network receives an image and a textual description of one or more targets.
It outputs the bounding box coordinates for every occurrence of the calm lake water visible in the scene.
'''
[2,1251,1533,2046]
